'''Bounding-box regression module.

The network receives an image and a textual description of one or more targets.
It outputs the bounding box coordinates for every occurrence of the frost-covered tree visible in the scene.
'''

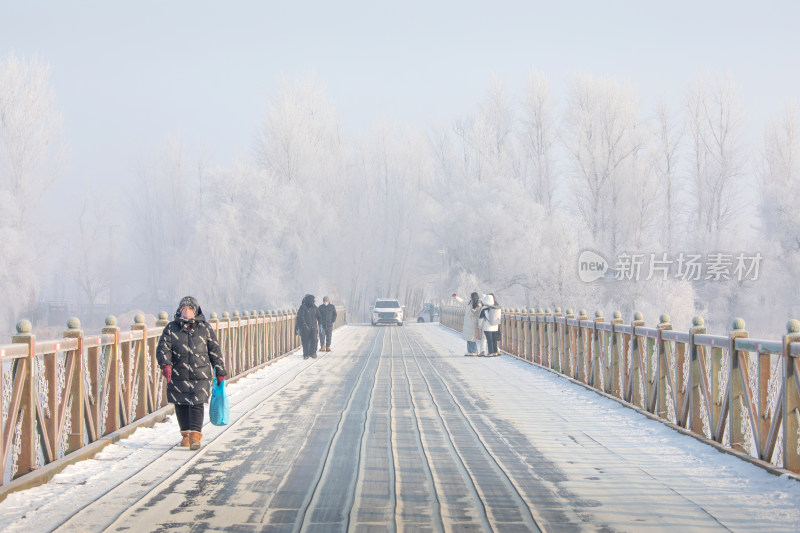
[452,77,519,185]
[190,157,289,310]
[563,75,642,256]
[0,53,65,331]
[251,75,347,303]
[519,69,558,213]
[128,137,202,308]
[69,199,111,317]
[343,122,433,318]
[686,74,748,250]
[758,104,800,323]
[652,99,684,252]
[253,75,342,187]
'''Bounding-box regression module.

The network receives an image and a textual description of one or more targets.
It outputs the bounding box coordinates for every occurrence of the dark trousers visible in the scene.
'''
[175,403,205,432]
[301,328,318,356]
[485,330,499,355]
[319,325,333,347]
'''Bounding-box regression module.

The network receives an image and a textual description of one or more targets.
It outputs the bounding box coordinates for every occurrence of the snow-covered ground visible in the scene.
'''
[1,324,799,531]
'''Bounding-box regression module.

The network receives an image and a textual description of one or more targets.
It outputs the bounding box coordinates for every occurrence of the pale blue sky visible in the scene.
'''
[1,0,798,188]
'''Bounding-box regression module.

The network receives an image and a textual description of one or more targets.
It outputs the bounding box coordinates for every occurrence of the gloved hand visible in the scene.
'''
[161,364,172,382]
[217,374,226,386]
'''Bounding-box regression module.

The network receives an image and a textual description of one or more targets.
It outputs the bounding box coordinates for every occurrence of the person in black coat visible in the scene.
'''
[317,296,338,351]
[296,294,321,359]
[157,296,227,450]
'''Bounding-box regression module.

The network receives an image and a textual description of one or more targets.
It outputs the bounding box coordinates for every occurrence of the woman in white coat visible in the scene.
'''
[454,292,483,356]
[479,293,502,356]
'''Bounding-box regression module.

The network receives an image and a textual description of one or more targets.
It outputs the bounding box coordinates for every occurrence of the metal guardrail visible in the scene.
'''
[0,306,346,487]
[441,305,800,474]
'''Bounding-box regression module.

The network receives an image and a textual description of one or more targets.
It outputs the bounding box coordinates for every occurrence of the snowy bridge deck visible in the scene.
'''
[2,324,799,532]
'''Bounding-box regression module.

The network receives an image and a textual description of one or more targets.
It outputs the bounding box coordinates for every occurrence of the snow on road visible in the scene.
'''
[0,323,798,532]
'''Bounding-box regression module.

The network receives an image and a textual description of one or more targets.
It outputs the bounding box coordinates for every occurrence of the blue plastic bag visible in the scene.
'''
[209,380,230,426]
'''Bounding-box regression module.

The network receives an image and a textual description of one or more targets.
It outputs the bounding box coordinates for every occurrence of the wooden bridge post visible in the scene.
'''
[11,320,36,478]
[565,309,575,377]
[531,305,538,359]
[276,310,283,355]
[289,307,300,349]
[284,309,290,353]
[783,320,800,472]
[591,311,604,389]
[241,311,251,370]
[710,327,725,443]
[249,310,258,366]
[269,311,277,359]
[728,318,749,454]
[656,314,673,421]
[577,309,588,383]
[221,312,233,374]
[553,308,564,373]
[102,316,121,435]
[131,315,148,421]
[543,308,553,368]
[497,308,505,353]
[263,311,271,360]
[500,309,508,354]
[757,327,774,462]
[257,311,266,364]
[252,310,261,364]
[232,312,242,373]
[251,310,259,367]
[284,309,290,354]
[610,311,624,398]
[629,312,646,407]
[156,312,169,408]
[524,308,534,361]
[208,312,222,373]
[44,324,58,462]
[279,309,286,355]
[63,318,85,455]
[689,316,707,435]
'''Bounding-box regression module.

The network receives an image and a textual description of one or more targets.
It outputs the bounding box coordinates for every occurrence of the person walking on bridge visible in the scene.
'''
[296,294,321,359]
[157,296,227,450]
[479,293,502,356]
[317,296,337,351]
[452,292,483,356]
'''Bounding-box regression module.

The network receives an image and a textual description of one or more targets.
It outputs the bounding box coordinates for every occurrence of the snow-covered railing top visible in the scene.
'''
[440,305,800,476]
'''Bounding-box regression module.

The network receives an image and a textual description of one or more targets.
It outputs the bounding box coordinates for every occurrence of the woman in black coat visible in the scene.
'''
[296,294,321,359]
[157,296,227,450]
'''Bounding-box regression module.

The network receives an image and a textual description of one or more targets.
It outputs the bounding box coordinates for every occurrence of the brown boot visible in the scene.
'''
[180,431,191,447]
[189,431,202,450]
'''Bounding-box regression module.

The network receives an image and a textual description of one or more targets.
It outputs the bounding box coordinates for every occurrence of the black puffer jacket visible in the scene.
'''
[156,300,227,405]
[296,294,320,334]
[318,303,338,328]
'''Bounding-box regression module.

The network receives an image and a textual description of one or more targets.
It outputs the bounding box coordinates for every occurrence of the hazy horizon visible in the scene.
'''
[1,1,798,339]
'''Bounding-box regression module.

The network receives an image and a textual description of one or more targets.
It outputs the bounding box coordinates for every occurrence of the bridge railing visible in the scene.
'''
[442,305,800,474]
[0,306,347,490]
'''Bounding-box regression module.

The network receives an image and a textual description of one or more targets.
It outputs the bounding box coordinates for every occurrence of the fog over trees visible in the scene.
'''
[1,52,797,339]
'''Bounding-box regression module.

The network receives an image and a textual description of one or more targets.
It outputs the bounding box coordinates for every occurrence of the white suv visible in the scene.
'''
[371,299,404,326]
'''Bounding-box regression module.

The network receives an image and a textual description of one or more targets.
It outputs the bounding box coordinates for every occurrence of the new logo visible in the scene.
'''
[578,250,609,282]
